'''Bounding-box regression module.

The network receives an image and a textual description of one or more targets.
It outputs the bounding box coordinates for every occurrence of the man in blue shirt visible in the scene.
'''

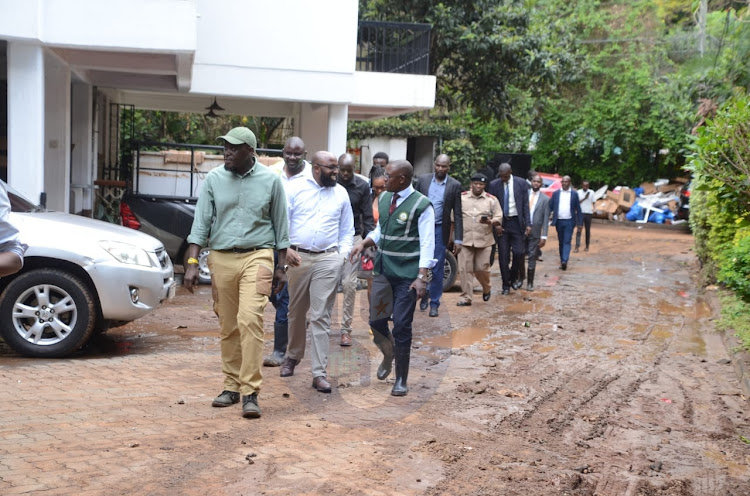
[415,154,463,317]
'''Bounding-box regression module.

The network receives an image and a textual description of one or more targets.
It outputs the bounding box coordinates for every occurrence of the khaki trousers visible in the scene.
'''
[339,234,362,335]
[208,249,274,396]
[458,245,492,303]
[287,251,343,378]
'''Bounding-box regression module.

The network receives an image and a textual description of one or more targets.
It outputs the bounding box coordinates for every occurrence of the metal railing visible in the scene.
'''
[133,141,282,197]
[357,21,431,75]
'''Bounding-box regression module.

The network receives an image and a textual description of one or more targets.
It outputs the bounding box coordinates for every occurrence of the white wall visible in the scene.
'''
[43,51,70,212]
[298,103,329,155]
[356,137,408,177]
[6,43,45,200]
[0,0,196,52]
[70,81,94,214]
[194,0,356,74]
[352,72,436,110]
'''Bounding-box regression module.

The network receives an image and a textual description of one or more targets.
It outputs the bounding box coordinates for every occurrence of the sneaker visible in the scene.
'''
[212,390,240,407]
[242,393,261,418]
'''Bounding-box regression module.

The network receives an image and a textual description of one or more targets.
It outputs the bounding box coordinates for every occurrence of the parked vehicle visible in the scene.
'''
[0,182,175,358]
[538,172,563,198]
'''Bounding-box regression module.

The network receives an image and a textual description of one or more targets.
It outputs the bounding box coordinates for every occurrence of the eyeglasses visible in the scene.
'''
[316,164,339,172]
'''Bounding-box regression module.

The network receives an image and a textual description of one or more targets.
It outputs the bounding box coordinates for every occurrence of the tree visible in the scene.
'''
[359,0,583,121]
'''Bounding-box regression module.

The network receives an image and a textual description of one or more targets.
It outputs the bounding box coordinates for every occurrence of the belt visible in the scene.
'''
[216,246,264,254]
[290,245,337,255]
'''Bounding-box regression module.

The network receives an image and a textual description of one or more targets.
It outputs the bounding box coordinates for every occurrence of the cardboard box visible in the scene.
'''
[594,199,618,217]
[673,177,689,184]
[667,200,678,214]
[640,182,656,195]
[617,187,637,209]
[606,190,620,202]
[658,183,679,193]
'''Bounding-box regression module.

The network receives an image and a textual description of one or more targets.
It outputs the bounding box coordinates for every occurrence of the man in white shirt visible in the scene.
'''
[350,160,435,397]
[575,180,594,253]
[550,176,583,270]
[263,137,310,368]
[279,151,355,393]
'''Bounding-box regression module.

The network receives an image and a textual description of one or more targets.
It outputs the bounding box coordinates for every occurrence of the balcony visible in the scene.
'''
[357,21,431,75]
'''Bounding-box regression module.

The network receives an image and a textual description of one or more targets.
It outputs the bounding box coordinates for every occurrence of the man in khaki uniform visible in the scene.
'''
[457,173,503,306]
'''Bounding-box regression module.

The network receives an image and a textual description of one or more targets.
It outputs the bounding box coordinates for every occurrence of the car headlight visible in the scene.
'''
[99,241,154,267]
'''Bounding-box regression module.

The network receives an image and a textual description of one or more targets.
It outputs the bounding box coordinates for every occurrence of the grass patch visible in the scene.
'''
[717,291,750,353]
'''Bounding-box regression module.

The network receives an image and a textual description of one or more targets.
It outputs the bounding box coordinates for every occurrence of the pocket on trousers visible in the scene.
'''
[256,263,273,296]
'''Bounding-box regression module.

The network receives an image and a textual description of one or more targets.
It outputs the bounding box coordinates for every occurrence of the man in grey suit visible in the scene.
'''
[415,154,463,317]
[526,174,550,291]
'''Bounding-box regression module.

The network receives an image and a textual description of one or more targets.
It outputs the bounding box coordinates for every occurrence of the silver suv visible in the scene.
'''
[0,182,175,358]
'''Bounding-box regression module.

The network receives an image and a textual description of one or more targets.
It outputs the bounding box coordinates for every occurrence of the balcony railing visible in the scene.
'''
[357,21,431,75]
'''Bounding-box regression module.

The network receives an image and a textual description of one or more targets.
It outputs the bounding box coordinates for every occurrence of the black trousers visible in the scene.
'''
[495,216,525,290]
[575,213,593,249]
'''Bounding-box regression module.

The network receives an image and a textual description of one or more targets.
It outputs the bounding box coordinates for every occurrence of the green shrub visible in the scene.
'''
[440,138,484,189]
[717,226,750,301]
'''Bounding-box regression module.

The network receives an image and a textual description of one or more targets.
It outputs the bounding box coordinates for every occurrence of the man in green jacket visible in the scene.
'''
[184,127,291,419]
[349,159,435,397]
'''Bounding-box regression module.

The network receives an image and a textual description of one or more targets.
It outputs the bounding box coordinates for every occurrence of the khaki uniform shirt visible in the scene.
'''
[459,191,503,248]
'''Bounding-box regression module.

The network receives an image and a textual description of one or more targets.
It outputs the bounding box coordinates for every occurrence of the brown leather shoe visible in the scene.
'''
[312,376,332,393]
[340,333,352,347]
[279,357,299,377]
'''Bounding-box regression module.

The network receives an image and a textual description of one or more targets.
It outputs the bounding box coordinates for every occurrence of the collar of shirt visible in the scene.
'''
[224,158,257,178]
[504,174,514,186]
[393,184,416,207]
[431,174,447,185]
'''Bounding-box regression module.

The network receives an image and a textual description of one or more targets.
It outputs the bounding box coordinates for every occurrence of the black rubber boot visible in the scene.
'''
[527,269,535,292]
[391,346,411,396]
[263,322,288,367]
[371,328,395,380]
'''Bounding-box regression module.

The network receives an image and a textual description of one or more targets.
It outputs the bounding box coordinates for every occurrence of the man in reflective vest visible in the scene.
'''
[350,159,435,397]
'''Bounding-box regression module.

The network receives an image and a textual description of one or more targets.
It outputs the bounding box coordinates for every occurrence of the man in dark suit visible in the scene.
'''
[488,163,531,294]
[415,154,463,317]
[549,175,583,270]
[526,174,550,291]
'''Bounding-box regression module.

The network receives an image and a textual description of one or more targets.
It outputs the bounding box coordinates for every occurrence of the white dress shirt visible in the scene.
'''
[366,184,436,269]
[505,175,518,217]
[558,189,573,220]
[286,175,355,256]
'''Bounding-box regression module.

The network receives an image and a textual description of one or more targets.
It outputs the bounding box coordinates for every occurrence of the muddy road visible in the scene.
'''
[1,223,749,495]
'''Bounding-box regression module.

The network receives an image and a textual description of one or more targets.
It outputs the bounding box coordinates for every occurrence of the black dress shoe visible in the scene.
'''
[512,280,523,290]
[501,289,510,295]
[482,291,491,302]
[561,262,567,271]
[456,301,471,306]
[429,307,439,317]
[419,296,429,311]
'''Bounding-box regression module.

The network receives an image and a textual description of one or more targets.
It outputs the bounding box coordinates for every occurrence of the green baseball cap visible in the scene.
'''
[217,127,257,148]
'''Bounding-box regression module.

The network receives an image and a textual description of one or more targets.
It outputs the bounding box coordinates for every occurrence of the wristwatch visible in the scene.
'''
[417,273,426,281]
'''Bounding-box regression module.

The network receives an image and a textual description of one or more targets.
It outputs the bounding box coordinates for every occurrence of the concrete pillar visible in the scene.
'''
[298,103,328,155]
[43,51,71,212]
[327,103,348,157]
[70,81,94,215]
[6,42,45,202]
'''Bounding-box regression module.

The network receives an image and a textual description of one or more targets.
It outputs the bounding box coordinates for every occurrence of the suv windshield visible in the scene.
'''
[2,181,43,213]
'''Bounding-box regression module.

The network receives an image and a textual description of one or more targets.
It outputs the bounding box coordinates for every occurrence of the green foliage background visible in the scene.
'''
[686,93,750,350]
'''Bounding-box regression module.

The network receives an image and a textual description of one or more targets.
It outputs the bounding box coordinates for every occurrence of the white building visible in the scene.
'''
[0,0,436,214]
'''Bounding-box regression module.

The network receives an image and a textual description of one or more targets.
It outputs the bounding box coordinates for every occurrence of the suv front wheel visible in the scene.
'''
[0,269,96,358]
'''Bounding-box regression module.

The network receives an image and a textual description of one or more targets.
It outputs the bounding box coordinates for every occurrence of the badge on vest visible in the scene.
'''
[396,212,409,224]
